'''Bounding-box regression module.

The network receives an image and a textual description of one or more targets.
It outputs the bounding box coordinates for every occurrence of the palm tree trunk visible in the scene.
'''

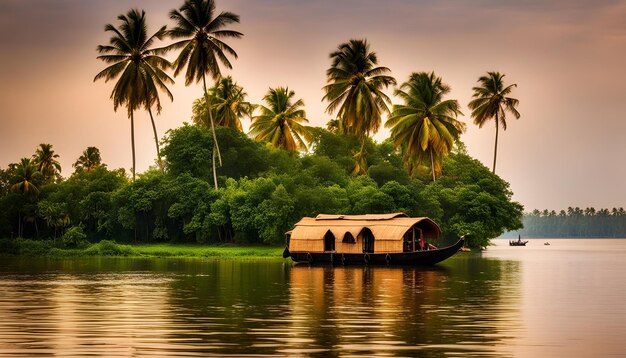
[202,74,222,191]
[147,106,164,173]
[493,112,499,173]
[212,147,218,191]
[130,110,136,181]
[354,135,367,175]
[430,147,436,182]
[203,75,221,189]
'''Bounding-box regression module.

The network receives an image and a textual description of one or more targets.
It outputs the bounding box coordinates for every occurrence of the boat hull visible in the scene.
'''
[287,238,464,266]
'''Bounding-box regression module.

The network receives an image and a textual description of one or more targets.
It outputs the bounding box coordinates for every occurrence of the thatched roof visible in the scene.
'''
[315,213,408,220]
[290,213,441,242]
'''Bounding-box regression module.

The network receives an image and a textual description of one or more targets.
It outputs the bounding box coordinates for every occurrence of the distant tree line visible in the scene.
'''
[503,208,626,238]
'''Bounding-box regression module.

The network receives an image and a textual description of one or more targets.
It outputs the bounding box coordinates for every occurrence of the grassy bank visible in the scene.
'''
[0,238,284,259]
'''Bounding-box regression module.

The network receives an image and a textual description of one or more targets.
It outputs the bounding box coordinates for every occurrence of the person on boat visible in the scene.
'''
[404,236,412,252]
[419,239,425,251]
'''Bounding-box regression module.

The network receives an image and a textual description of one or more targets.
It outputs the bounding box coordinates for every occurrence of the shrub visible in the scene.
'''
[0,238,60,256]
[84,240,138,256]
[62,226,88,248]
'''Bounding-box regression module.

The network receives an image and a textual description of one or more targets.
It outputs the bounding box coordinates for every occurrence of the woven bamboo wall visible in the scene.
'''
[373,240,403,253]
[291,237,404,254]
[336,240,362,254]
[290,239,324,253]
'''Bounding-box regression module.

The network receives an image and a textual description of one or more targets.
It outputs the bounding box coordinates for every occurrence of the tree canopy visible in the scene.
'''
[249,87,312,152]
[0,126,523,249]
[469,72,520,173]
[387,72,465,181]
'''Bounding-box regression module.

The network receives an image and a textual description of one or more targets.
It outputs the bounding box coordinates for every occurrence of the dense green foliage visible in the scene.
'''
[504,208,626,238]
[0,127,523,249]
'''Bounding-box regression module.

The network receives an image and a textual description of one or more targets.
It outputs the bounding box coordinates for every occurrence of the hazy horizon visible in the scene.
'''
[1,0,625,211]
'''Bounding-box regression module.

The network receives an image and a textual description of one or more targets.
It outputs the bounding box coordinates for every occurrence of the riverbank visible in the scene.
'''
[0,238,284,259]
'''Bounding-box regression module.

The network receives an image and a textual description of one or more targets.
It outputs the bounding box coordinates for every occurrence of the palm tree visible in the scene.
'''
[249,87,312,151]
[191,76,253,130]
[386,72,465,181]
[325,118,343,134]
[166,0,243,190]
[32,143,61,182]
[73,147,104,173]
[323,39,396,174]
[11,158,42,237]
[94,9,174,180]
[468,71,520,173]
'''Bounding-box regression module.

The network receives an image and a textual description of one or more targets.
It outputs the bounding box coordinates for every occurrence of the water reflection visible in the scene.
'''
[0,256,523,357]
[286,261,523,357]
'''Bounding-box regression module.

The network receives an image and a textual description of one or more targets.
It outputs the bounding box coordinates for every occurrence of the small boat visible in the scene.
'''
[282,213,464,265]
[510,235,528,246]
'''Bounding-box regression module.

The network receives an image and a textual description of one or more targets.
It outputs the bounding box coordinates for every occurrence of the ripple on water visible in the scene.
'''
[2,246,624,357]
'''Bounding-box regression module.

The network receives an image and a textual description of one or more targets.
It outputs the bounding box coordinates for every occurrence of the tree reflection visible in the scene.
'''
[0,257,522,356]
[287,257,522,356]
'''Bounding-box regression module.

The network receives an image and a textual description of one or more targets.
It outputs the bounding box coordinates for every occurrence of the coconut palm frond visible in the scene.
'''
[386,72,465,181]
[249,87,311,152]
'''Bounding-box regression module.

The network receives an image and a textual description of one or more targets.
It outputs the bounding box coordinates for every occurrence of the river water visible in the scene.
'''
[0,239,624,357]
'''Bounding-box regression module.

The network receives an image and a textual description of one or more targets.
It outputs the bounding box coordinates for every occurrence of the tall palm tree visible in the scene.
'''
[323,39,396,174]
[94,9,173,180]
[191,76,253,130]
[166,0,243,190]
[386,72,465,181]
[249,87,312,151]
[32,143,61,182]
[468,71,520,173]
[73,147,104,173]
[11,158,41,237]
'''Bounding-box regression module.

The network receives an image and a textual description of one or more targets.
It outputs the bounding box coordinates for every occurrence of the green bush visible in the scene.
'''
[62,226,88,248]
[84,240,138,256]
[0,238,62,256]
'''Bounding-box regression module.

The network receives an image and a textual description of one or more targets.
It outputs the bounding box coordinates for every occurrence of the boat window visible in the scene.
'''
[403,230,412,252]
[362,228,374,253]
[342,232,356,244]
[324,230,336,252]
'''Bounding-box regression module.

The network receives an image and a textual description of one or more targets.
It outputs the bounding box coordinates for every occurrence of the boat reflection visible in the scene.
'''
[286,259,523,356]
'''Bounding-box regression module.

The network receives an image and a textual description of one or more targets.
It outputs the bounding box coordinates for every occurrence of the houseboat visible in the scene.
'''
[283,213,465,265]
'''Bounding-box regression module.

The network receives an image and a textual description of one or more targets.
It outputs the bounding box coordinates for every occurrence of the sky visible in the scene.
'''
[1,0,625,211]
